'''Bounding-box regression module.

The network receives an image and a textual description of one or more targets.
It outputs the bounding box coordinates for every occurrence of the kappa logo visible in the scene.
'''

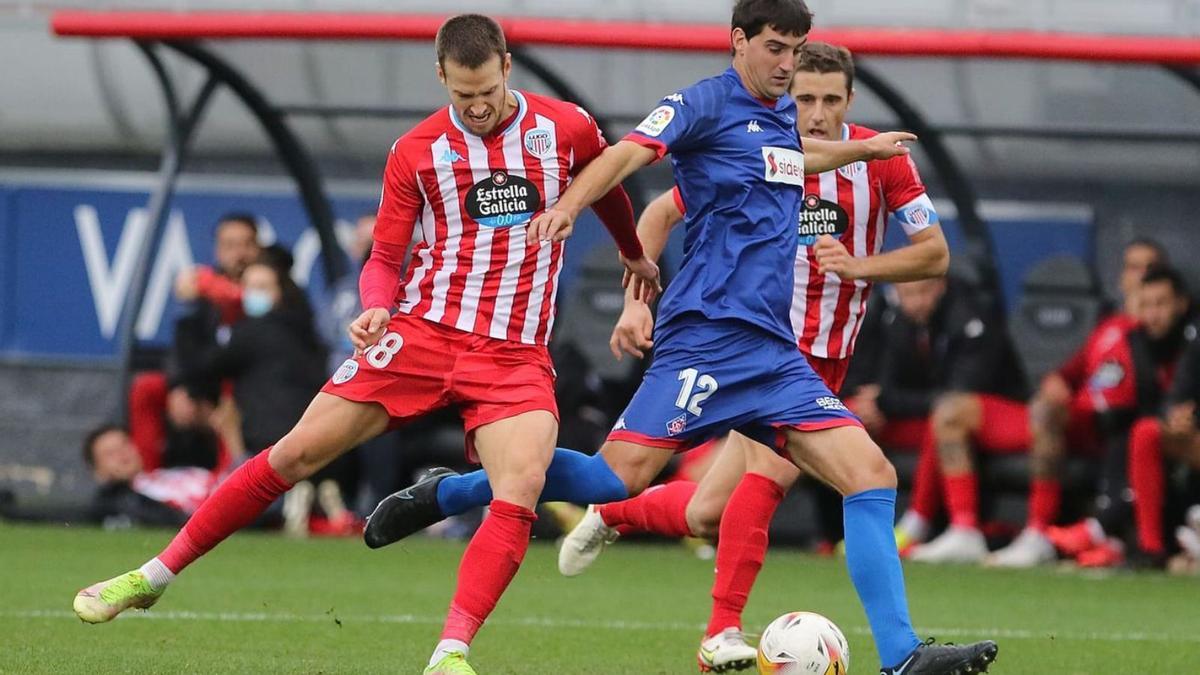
[665,93,685,104]
[666,414,688,437]
[438,148,465,164]
[332,358,359,385]
[523,128,555,158]
[612,417,627,431]
[746,120,763,133]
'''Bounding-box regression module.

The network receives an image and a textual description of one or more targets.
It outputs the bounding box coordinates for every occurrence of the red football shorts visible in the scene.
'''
[803,353,852,395]
[321,313,558,462]
[974,393,1099,456]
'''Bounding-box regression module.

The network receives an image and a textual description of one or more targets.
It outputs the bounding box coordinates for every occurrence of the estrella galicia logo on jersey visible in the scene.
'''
[837,161,866,179]
[666,414,688,437]
[523,128,555,159]
[761,146,805,187]
[798,194,849,245]
[635,105,675,138]
[332,358,359,385]
[465,170,542,228]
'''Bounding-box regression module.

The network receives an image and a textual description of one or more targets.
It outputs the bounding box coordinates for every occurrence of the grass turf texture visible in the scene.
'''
[2,522,1197,673]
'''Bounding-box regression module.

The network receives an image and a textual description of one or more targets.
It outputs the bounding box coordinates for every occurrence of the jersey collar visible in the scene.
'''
[841,123,851,140]
[448,89,528,139]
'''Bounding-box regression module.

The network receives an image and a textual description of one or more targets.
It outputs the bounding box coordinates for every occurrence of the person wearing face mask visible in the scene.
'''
[190,255,329,456]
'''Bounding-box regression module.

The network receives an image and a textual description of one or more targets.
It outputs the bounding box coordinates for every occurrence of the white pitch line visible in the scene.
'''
[8,609,1200,645]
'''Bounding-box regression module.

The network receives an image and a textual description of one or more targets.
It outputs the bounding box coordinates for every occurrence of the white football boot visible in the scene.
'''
[986,527,1056,568]
[909,526,988,564]
[697,628,758,673]
[557,505,619,577]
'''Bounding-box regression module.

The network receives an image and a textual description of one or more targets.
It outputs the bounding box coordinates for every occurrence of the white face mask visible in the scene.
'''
[242,289,275,317]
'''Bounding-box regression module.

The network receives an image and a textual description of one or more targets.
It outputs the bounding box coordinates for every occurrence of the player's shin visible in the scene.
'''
[596,481,697,537]
[707,473,783,637]
[438,500,536,658]
[843,488,922,668]
[156,448,293,578]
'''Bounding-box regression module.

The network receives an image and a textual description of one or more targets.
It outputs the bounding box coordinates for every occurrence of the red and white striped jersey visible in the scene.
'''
[793,124,936,359]
[374,90,608,345]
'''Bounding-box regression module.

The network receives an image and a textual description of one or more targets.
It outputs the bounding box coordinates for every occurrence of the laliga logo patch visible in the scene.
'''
[666,414,688,437]
[332,359,359,385]
[523,128,555,158]
[635,105,675,138]
[837,161,866,179]
[465,169,542,228]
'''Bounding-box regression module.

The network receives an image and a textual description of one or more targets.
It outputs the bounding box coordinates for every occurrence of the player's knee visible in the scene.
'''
[269,435,324,483]
[685,497,723,539]
[599,444,659,497]
[932,393,976,435]
[491,467,546,507]
[845,449,897,494]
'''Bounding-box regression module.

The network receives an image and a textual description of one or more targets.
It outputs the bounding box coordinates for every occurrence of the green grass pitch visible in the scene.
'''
[2,521,1198,673]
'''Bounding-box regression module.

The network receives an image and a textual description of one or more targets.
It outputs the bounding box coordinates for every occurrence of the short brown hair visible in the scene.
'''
[796,42,856,92]
[436,14,507,69]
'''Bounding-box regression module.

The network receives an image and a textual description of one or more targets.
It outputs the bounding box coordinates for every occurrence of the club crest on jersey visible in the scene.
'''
[798,194,849,246]
[523,128,555,159]
[465,169,542,228]
[666,414,688,437]
[837,161,866,179]
[635,105,675,138]
[332,359,359,385]
[761,146,805,187]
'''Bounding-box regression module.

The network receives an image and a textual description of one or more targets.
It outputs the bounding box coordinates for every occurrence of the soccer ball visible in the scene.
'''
[756,611,850,674]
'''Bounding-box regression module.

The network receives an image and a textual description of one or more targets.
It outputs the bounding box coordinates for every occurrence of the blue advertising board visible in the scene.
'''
[0,174,1093,361]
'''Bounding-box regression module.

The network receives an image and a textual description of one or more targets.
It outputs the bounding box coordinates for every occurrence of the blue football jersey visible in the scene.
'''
[624,67,805,343]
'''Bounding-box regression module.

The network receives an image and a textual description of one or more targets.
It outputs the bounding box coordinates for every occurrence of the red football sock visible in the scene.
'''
[1128,417,1165,555]
[441,500,536,644]
[943,472,978,529]
[157,448,292,574]
[1027,479,1061,532]
[707,473,784,637]
[596,481,697,538]
[909,429,943,520]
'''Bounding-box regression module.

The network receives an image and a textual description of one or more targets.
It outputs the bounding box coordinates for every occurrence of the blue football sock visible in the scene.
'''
[435,447,628,516]
[843,488,922,668]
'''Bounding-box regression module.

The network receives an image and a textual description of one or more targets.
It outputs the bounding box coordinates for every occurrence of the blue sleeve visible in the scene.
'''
[623,79,724,159]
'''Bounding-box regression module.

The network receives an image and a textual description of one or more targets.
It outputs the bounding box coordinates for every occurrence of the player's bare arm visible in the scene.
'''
[802,132,917,175]
[814,225,949,282]
[610,189,683,360]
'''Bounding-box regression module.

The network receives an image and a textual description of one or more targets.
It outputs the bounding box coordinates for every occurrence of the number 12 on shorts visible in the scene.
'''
[365,332,404,368]
[675,367,718,416]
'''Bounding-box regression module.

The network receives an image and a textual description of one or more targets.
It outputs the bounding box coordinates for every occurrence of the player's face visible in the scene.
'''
[896,278,947,326]
[1120,243,1162,301]
[439,53,513,136]
[1138,280,1187,340]
[732,26,806,99]
[92,429,142,483]
[792,71,853,139]
[215,220,260,279]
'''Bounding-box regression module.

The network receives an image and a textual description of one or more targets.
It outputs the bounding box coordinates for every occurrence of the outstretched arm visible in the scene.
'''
[814,225,949,283]
[803,132,917,175]
[530,141,658,241]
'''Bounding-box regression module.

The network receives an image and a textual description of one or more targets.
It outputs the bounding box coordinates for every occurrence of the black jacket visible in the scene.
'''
[877,286,1027,419]
[195,304,329,451]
